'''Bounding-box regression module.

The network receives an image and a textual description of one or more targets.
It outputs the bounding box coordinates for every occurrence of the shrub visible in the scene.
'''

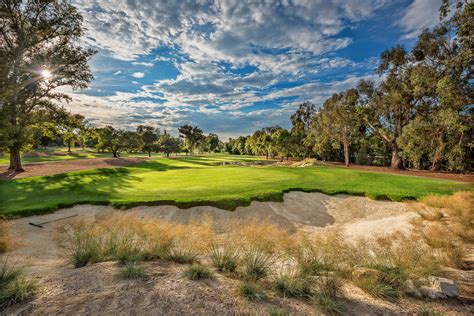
[185,264,213,280]
[238,281,267,301]
[167,245,199,264]
[117,262,146,279]
[242,248,275,280]
[207,239,240,273]
[272,274,312,299]
[56,219,102,268]
[0,260,36,309]
[311,292,345,316]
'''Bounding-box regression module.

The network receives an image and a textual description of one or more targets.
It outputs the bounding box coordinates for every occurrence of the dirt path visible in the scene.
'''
[0,157,146,180]
[321,161,474,183]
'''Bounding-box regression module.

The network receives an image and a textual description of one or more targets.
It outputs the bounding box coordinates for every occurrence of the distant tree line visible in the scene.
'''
[225,2,473,172]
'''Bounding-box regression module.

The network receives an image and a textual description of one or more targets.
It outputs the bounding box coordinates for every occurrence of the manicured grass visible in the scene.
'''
[0,147,163,165]
[0,155,471,216]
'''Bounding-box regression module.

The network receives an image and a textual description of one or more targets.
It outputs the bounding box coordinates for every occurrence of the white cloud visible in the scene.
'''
[113,70,122,75]
[398,0,441,39]
[132,72,145,78]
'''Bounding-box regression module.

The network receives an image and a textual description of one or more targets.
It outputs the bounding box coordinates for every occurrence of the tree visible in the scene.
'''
[137,125,158,157]
[158,134,181,157]
[205,133,220,153]
[178,125,205,155]
[291,102,316,158]
[309,89,361,166]
[97,126,125,158]
[271,128,292,161]
[0,0,95,171]
[398,109,469,171]
[56,112,85,153]
[122,131,143,153]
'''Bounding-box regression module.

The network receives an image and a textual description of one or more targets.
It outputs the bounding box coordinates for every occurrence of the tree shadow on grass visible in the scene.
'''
[126,160,192,172]
[0,167,141,217]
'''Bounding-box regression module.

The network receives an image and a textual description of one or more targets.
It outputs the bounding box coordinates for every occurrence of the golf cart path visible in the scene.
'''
[0,157,146,180]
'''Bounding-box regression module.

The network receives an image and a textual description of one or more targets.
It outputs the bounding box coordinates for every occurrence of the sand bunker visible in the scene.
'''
[8,191,419,276]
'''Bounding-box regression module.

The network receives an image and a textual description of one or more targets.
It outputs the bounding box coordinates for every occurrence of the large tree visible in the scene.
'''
[290,101,316,158]
[309,89,361,166]
[178,124,205,155]
[0,0,95,171]
[137,125,158,157]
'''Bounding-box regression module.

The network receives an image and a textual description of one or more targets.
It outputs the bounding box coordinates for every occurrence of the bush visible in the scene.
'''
[311,292,345,316]
[207,240,240,273]
[185,264,213,280]
[167,245,199,264]
[272,274,312,299]
[0,260,36,309]
[238,281,267,301]
[117,262,146,279]
[242,248,275,280]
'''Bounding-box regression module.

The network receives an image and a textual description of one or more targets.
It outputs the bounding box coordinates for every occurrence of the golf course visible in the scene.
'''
[1,154,471,216]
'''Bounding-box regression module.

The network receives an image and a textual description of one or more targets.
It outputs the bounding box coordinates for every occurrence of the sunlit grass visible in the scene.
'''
[0,155,471,216]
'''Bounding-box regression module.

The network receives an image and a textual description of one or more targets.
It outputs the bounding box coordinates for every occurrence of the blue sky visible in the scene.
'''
[65,0,442,139]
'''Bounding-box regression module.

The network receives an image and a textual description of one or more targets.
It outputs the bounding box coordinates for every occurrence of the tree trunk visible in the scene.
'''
[67,141,71,153]
[390,142,403,169]
[148,151,151,158]
[343,141,350,167]
[166,152,170,158]
[9,148,24,171]
[266,153,269,160]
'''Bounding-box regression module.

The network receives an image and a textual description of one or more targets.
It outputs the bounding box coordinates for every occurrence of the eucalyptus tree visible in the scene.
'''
[137,125,158,157]
[291,101,316,158]
[178,124,205,155]
[0,0,95,171]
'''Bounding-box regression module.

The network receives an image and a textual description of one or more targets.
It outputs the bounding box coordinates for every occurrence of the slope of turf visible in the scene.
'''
[0,155,471,216]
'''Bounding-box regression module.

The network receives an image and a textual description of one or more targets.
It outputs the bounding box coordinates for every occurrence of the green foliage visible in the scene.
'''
[0,260,36,309]
[117,262,146,279]
[208,241,240,273]
[272,274,312,298]
[184,264,213,280]
[242,248,275,280]
[238,281,267,301]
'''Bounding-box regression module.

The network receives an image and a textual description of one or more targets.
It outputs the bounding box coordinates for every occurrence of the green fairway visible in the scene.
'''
[0,147,163,165]
[0,155,471,216]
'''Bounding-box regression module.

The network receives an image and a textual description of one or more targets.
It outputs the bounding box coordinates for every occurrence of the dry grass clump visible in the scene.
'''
[0,259,37,310]
[0,221,18,254]
[237,281,267,301]
[56,214,214,267]
[117,262,146,279]
[184,264,213,280]
[207,237,240,273]
[421,191,473,242]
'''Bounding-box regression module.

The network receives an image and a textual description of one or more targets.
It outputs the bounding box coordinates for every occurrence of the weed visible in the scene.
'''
[238,281,267,302]
[207,239,240,273]
[311,292,345,316]
[167,245,199,264]
[185,264,213,280]
[243,248,275,280]
[272,274,312,299]
[0,260,36,309]
[117,262,146,279]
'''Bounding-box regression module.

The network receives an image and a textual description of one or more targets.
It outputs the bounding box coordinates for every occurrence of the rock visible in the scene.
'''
[428,276,459,298]
[403,279,421,298]
[420,286,447,299]
[352,267,382,281]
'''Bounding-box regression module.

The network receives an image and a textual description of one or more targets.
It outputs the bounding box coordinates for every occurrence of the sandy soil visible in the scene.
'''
[0,157,145,180]
[2,192,472,315]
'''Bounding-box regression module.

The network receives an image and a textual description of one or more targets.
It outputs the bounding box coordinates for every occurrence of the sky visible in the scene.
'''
[64,0,442,139]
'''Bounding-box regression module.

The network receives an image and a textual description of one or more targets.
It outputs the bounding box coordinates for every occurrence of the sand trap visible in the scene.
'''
[7,191,419,276]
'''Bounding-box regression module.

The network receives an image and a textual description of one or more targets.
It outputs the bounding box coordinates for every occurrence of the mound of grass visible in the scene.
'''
[0,261,36,309]
[242,248,275,280]
[208,241,240,273]
[184,264,213,280]
[272,274,312,299]
[117,262,146,279]
[238,281,267,302]
[0,155,471,216]
[311,293,345,316]
[167,246,199,264]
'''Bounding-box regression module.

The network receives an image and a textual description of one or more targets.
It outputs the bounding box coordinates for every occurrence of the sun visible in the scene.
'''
[40,69,52,79]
